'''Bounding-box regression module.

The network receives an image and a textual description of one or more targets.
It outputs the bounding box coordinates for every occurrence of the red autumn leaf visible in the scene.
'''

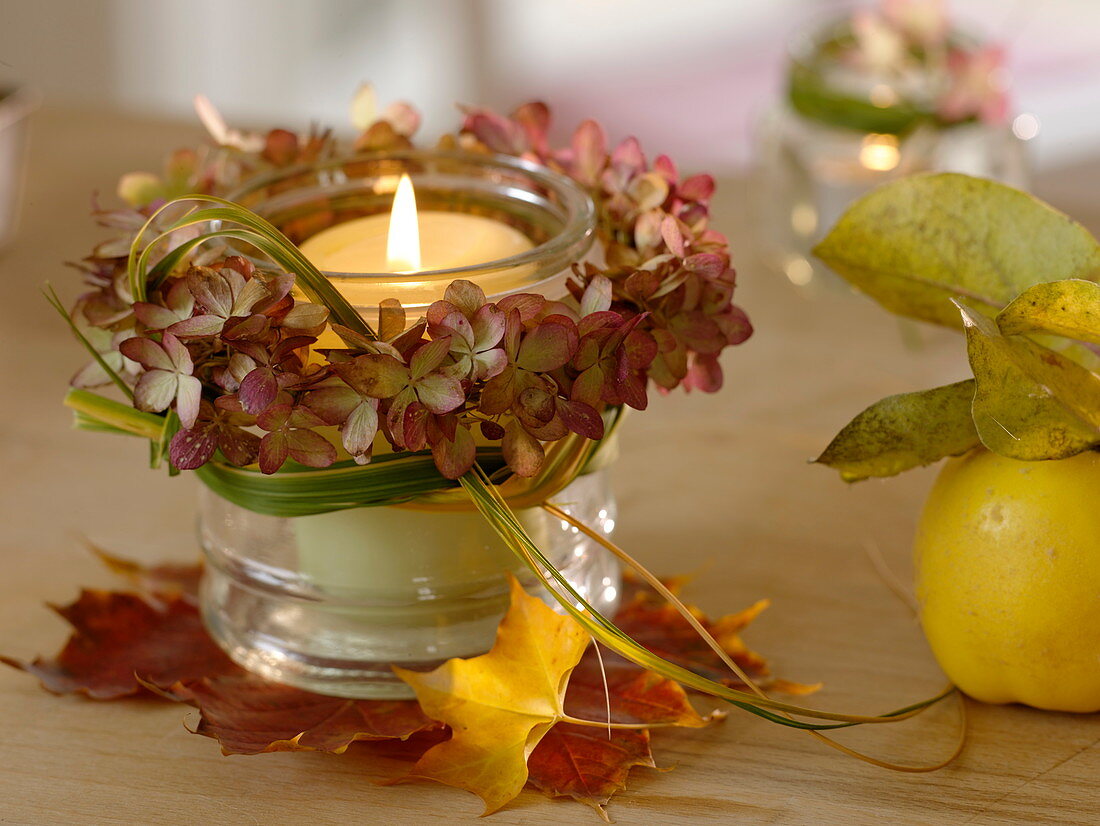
[163,676,442,755]
[527,726,655,819]
[89,545,202,601]
[614,592,772,687]
[0,590,239,699]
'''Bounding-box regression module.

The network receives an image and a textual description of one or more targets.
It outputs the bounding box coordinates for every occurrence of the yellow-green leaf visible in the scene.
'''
[996,279,1100,348]
[960,302,1100,459]
[815,381,980,481]
[814,174,1100,328]
[392,576,590,815]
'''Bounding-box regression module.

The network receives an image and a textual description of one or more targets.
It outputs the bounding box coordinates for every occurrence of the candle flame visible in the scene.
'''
[386,173,421,272]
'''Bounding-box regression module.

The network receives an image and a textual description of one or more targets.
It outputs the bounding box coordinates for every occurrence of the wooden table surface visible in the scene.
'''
[1,109,1098,826]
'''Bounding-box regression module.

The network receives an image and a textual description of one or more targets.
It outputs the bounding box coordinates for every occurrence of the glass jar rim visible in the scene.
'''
[225,148,598,285]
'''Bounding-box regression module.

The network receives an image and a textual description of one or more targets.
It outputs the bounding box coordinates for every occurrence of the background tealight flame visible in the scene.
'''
[386,173,422,272]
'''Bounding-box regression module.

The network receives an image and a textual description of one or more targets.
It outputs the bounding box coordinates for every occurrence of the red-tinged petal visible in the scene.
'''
[653,153,678,184]
[287,405,326,429]
[577,312,620,341]
[661,214,686,258]
[517,321,577,372]
[425,299,459,329]
[221,314,270,342]
[685,353,723,393]
[432,310,474,349]
[670,311,725,354]
[474,347,508,381]
[678,173,715,203]
[334,354,410,398]
[167,314,225,338]
[133,302,179,330]
[431,425,476,479]
[610,136,645,180]
[462,110,526,154]
[175,375,202,429]
[415,373,465,415]
[634,209,664,252]
[217,426,260,467]
[120,337,173,372]
[479,367,516,415]
[629,172,670,212]
[443,280,486,318]
[376,297,406,341]
[470,304,505,352]
[257,403,293,432]
[503,420,544,477]
[231,277,272,317]
[170,426,218,470]
[570,120,607,186]
[617,368,649,411]
[571,365,604,407]
[497,293,545,323]
[624,329,658,369]
[515,386,556,429]
[718,304,753,345]
[258,432,288,474]
[159,333,192,374]
[401,401,429,451]
[580,275,612,316]
[281,303,329,333]
[238,367,279,415]
[304,385,361,424]
[187,266,233,318]
[513,101,550,152]
[164,278,196,315]
[557,399,604,441]
[133,370,177,413]
[480,419,505,441]
[624,268,660,302]
[684,253,726,280]
[409,335,452,381]
[286,428,337,468]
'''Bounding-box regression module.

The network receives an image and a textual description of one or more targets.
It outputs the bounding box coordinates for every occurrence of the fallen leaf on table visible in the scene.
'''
[89,544,202,601]
[527,649,717,817]
[0,590,239,699]
[392,575,590,815]
[159,675,442,754]
[526,726,655,820]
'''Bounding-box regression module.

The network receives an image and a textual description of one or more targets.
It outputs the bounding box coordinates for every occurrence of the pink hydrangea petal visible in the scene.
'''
[119,337,173,372]
[133,369,177,413]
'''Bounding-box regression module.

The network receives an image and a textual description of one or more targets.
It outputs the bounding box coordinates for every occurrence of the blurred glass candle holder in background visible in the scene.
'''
[753,8,1032,290]
[0,87,39,250]
[200,149,621,699]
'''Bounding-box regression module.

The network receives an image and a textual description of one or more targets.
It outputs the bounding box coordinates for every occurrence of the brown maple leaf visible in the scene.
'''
[0,590,240,699]
[163,676,442,755]
[89,544,202,601]
[526,726,655,820]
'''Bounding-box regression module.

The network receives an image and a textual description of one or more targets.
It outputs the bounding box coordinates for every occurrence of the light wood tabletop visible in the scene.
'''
[1,108,1098,826]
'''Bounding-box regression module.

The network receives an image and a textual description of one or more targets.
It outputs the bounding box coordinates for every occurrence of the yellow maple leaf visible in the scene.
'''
[392,575,590,814]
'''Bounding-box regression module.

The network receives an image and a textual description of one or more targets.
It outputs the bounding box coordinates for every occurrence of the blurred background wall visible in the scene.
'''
[2,0,1098,170]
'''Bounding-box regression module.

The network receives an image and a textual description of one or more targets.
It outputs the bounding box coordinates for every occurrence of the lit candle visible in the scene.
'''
[293,175,550,655]
[298,174,535,308]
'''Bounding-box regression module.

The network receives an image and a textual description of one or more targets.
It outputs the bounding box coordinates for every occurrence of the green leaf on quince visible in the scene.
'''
[996,279,1100,349]
[960,301,1100,460]
[814,381,980,482]
[813,174,1100,329]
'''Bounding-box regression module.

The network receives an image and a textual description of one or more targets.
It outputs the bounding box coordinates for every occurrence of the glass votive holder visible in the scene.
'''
[200,150,621,699]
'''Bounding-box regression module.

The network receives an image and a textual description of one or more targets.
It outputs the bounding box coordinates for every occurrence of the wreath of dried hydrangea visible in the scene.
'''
[67,92,751,483]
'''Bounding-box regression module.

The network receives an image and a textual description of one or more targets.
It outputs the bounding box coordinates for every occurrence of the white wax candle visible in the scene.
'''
[293,176,547,645]
[297,173,536,309]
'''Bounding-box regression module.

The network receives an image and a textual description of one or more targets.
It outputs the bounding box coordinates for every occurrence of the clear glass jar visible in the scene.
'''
[753,19,1029,290]
[198,149,620,698]
[199,469,620,699]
